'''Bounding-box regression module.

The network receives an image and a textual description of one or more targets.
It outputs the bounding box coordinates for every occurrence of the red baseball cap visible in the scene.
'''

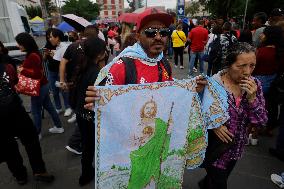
[136,8,174,32]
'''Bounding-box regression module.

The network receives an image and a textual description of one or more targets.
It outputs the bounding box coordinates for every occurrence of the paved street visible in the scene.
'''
[0,48,283,189]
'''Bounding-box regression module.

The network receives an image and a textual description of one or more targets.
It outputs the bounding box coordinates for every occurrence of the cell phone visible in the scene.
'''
[43,48,50,52]
[55,81,61,88]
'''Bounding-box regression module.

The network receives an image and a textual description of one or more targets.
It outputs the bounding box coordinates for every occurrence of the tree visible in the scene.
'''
[62,0,100,21]
[25,6,42,18]
[205,0,237,19]
[126,0,143,12]
[204,0,284,19]
[45,0,56,15]
[185,1,200,17]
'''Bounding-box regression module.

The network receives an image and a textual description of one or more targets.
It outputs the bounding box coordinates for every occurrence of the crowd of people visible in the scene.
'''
[0,6,284,189]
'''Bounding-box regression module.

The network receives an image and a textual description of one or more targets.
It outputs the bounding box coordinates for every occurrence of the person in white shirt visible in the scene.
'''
[49,28,73,120]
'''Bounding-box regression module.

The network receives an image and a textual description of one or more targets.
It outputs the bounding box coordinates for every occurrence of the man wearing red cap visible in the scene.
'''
[84,8,207,186]
[101,8,174,85]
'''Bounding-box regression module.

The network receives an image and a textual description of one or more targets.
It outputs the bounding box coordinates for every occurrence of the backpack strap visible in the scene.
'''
[159,57,172,81]
[120,57,137,84]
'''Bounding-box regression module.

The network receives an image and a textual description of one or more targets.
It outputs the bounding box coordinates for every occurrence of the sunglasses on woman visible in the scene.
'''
[143,28,170,38]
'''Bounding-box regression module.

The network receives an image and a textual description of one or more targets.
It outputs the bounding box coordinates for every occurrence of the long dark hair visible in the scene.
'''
[262,26,284,60]
[50,28,65,42]
[71,37,106,87]
[15,32,39,56]
[0,41,8,55]
[239,29,253,44]
[45,28,56,49]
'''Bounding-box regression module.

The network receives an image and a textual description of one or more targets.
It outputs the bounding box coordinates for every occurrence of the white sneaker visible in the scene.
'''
[193,67,198,72]
[250,138,258,146]
[67,114,76,123]
[174,65,178,68]
[245,133,252,146]
[38,134,42,140]
[48,126,64,134]
[65,145,82,155]
[271,174,284,188]
[64,108,73,117]
[56,108,63,114]
[180,66,184,69]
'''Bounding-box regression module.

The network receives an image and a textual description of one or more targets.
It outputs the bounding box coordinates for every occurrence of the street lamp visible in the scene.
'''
[242,0,249,30]
[39,0,48,29]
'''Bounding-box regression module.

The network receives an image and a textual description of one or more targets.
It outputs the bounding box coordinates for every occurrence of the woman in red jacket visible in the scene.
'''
[15,33,63,138]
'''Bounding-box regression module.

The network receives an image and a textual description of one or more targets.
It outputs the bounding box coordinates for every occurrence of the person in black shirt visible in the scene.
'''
[69,37,106,186]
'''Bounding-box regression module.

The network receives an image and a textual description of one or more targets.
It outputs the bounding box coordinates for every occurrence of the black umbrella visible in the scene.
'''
[62,14,91,32]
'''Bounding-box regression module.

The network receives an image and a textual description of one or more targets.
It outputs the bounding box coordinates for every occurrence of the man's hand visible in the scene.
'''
[195,75,208,93]
[84,86,101,111]
[240,77,257,103]
[213,125,234,143]
[59,82,68,91]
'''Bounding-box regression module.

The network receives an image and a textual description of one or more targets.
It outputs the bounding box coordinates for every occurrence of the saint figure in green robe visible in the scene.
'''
[128,99,173,189]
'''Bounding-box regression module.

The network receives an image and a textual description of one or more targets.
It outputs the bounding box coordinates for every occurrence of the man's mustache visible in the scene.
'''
[152,40,164,45]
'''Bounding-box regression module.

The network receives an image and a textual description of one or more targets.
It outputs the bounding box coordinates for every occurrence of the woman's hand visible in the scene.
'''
[195,75,208,93]
[49,50,55,57]
[213,125,234,143]
[59,82,68,91]
[84,86,101,111]
[240,77,257,103]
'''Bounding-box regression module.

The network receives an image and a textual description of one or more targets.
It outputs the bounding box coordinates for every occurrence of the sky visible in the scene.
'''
[134,0,177,9]
[58,0,188,9]
[90,0,178,9]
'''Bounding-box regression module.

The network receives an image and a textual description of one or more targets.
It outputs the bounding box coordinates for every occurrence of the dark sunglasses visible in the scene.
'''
[143,28,170,38]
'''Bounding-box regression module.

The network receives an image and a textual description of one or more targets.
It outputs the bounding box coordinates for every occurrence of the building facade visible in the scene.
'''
[97,0,124,20]
[16,0,40,7]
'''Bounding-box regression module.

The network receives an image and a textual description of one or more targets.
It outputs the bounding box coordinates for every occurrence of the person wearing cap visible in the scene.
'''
[269,8,284,26]
[84,7,207,187]
[91,8,175,86]
[84,8,206,94]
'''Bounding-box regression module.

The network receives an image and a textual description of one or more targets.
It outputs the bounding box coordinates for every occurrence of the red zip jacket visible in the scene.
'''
[21,52,48,86]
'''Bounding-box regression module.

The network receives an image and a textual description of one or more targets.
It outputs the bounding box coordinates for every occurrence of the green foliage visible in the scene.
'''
[25,6,42,18]
[117,166,129,171]
[126,0,144,12]
[204,0,284,19]
[168,148,185,157]
[185,1,200,17]
[205,0,236,18]
[188,128,204,143]
[62,0,100,21]
[45,0,56,14]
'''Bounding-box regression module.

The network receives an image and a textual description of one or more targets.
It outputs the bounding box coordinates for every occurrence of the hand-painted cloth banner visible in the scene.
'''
[94,78,228,189]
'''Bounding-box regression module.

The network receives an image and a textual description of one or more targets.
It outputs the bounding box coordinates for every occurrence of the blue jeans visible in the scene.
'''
[189,51,204,75]
[31,84,62,134]
[48,71,70,110]
[168,39,173,57]
[276,105,284,150]
[254,74,277,95]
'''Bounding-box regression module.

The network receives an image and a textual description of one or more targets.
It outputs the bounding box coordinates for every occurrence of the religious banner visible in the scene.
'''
[94,78,228,189]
